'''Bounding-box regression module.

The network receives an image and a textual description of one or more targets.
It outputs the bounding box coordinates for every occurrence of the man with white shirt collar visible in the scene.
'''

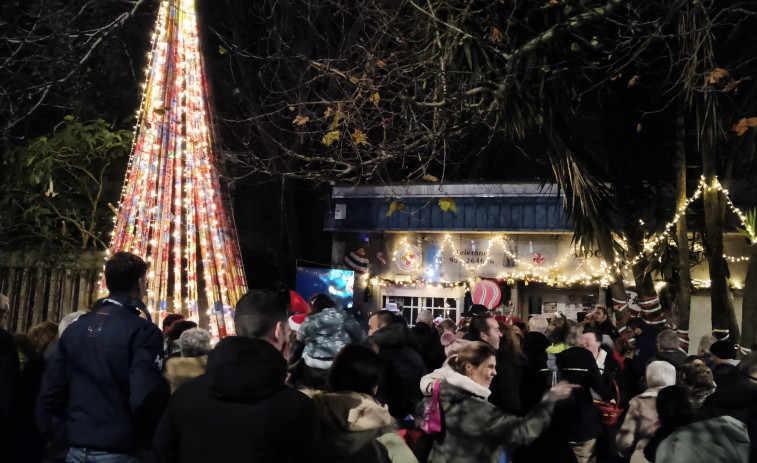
[581,329,619,389]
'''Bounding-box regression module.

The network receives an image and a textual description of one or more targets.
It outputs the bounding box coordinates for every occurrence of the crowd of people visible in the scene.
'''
[0,251,756,463]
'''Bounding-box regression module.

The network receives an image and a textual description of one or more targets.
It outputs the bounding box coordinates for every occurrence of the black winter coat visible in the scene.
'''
[521,332,550,413]
[553,346,608,443]
[595,319,619,339]
[372,323,427,421]
[40,293,169,452]
[490,349,525,415]
[151,336,320,463]
[409,322,445,372]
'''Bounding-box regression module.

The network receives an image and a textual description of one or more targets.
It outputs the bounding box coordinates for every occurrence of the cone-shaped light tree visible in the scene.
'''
[105,0,247,338]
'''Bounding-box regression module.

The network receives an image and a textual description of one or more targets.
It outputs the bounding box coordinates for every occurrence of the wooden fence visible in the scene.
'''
[0,250,104,333]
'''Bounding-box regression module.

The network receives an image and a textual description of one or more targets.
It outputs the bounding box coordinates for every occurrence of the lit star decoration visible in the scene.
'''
[102,0,247,338]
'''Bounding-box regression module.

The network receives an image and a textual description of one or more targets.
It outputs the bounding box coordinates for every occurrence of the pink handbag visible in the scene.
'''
[421,380,442,434]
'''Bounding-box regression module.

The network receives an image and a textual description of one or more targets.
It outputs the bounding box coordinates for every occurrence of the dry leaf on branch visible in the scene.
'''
[489,28,503,44]
[423,173,439,182]
[329,107,345,129]
[352,129,368,146]
[293,115,309,125]
[370,92,380,107]
[627,75,639,87]
[322,130,341,146]
[732,117,757,136]
[708,68,728,84]
[723,78,746,93]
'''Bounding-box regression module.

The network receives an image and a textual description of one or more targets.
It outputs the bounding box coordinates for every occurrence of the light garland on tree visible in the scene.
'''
[620,175,753,271]
[103,0,247,339]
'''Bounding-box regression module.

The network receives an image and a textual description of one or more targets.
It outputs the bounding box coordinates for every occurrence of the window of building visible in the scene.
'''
[381,295,459,325]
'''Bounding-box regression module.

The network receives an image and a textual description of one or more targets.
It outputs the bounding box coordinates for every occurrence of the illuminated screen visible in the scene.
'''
[295,267,355,310]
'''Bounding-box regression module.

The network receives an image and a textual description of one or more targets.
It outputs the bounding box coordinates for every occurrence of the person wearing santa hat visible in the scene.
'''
[296,294,366,389]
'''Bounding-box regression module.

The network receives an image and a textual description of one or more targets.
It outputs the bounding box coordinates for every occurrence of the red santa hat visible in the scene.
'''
[289,313,307,332]
[290,290,310,315]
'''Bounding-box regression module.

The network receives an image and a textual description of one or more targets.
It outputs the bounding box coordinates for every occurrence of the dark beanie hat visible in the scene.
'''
[709,340,737,360]
[463,304,488,317]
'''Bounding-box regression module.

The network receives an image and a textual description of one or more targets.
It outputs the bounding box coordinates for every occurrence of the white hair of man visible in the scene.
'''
[646,360,677,388]
[179,328,212,357]
[59,311,87,337]
[528,315,548,334]
[698,334,717,354]
[657,330,680,351]
[416,309,433,325]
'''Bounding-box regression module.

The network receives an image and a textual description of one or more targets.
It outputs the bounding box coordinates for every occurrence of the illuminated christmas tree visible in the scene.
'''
[105,0,247,337]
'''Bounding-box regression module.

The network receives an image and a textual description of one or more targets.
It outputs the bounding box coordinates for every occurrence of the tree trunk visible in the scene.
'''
[675,107,692,352]
[741,245,757,348]
[627,227,664,326]
[702,149,740,343]
[591,218,627,326]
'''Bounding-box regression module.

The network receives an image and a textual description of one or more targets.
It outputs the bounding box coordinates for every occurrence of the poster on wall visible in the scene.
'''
[542,302,558,315]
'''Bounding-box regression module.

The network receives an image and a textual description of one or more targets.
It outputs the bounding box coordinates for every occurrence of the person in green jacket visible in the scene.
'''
[426,342,576,463]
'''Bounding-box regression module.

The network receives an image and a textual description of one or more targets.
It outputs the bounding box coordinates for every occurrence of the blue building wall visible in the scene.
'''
[325,195,571,232]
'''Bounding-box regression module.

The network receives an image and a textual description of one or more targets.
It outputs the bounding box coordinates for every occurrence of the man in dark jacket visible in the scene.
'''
[700,350,757,463]
[151,290,320,463]
[653,329,687,370]
[521,327,550,413]
[707,340,743,389]
[625,318,659,392]
[592,306,619,339]
[369,310,427,424]
[555,340,608,463]
[468,315,525,415]
[40,252,169,462]
[409,309,445,371]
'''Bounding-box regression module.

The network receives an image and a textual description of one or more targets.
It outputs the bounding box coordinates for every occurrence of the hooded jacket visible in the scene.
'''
[655,416,749,463]
[372,323,427,420]
[309,391,418,463]
[616,387,664,463]
[39,293,168,452]
[299,307,366,363]
[164,355,207,393]
[426,370,556,463]
[150,336,319,463]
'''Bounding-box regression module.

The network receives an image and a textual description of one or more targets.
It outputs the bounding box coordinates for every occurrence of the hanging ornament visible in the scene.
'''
[471,280,502,310]
[533,253,545,265]
[395,243,422,273]
[344,248,369,274]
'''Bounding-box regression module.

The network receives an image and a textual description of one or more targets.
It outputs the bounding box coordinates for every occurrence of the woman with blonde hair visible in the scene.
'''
[424,341,575,463]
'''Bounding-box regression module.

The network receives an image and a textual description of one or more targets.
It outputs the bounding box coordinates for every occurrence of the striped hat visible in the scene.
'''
[344,248,369,274]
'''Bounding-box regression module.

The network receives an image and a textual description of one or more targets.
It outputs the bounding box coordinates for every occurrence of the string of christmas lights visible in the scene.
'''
[620,175,753,271]
[103,0,247,338]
